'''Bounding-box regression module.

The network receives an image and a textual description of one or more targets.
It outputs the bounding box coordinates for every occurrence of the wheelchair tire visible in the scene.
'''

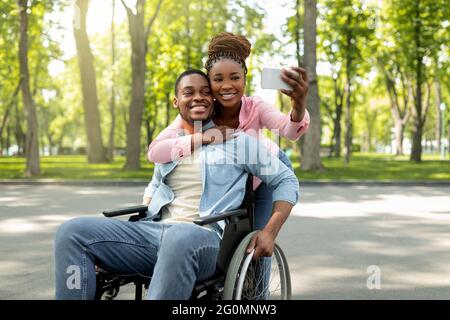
[222,231,292,300]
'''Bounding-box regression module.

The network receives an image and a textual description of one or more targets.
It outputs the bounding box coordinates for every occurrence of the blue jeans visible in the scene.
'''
[254,150,294,298]
[54,217,220,300]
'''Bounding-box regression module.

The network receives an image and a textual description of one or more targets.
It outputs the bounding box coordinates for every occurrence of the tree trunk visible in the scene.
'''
[0,81,21,143]
[384,73,410,155]
[6,125,11,155]
[14,98,25,156]
[294,0,304,156]
[410,83,423,163]
[122,0,163,170]
[434,74,442,153]
[333,108,342,157]
[295,0,302,67]
[344,77,352,164]
[123,0,146,170]
[300,0,323,171]
[394,121,405,156]
[18,0,40,176]
[332,77,343,157]
[344,14,353,165]
[410,5,423,163]
[108,0,116,161]
[74,0,107,163]
[410,114,423,162]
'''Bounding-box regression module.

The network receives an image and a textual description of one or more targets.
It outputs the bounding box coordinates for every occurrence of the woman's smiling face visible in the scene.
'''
[209,59,246,109]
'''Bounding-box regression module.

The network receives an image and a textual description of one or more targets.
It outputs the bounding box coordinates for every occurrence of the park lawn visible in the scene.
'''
[294,153,450,181]
[0,153,448,181]
[0,155,154,180]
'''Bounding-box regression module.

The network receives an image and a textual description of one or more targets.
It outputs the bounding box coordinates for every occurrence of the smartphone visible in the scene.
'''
[261,67,293,90]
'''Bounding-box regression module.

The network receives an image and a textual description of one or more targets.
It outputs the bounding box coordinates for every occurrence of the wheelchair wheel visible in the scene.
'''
[101,288,119,300]
[222,231,292,300]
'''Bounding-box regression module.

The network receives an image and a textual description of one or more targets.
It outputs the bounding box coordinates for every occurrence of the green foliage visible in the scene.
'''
[319,0,376,77]
[0,0,449,168]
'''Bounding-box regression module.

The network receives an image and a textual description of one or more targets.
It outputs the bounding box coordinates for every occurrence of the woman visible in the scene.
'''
[147,32,309,231]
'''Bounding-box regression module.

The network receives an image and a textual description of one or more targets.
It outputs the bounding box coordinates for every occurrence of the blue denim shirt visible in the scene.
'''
[143,123,299,235]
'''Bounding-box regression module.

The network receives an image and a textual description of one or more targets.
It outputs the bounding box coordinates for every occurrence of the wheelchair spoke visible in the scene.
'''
[238,254,286,300]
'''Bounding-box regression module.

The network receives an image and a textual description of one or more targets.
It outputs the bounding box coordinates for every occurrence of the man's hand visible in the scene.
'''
[246,229,276,260]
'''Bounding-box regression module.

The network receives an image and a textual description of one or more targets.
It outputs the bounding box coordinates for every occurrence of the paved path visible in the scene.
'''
[0,184,449,299]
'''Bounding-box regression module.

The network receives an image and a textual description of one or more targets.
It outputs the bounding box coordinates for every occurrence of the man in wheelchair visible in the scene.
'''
[54,69,299,300]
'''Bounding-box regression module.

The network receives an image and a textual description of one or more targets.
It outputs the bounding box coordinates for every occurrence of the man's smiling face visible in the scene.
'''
[174,73,214,123]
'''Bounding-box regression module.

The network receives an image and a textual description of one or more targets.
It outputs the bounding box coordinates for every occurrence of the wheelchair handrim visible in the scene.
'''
[234,244,289,300]
[234,249,255,300]
[223,231,291,300]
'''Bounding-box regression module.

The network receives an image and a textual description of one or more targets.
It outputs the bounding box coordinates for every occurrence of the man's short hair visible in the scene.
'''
[174,69,210,97]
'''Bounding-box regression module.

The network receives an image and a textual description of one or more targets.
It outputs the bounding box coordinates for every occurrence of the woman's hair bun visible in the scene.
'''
[207,32,251,61]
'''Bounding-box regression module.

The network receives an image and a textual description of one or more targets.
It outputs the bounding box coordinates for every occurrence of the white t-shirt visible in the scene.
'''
[161,150,203,224]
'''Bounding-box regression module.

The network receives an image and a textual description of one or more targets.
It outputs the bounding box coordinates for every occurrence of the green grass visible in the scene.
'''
[0,153,449,181]
[0,155,154,180]
[294,153,450,181]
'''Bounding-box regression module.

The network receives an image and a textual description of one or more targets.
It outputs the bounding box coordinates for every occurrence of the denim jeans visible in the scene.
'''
[54,217,220,300]
[254,150,294,230]
[254,150,294,298]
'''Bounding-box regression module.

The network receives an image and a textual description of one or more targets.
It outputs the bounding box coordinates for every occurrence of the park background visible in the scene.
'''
[0,0,449,181]
[1,0,450,300]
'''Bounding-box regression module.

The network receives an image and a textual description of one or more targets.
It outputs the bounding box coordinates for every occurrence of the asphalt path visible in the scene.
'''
[0,184,449,299]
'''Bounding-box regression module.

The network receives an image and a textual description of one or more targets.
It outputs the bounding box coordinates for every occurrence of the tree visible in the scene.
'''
[388,0,447,162]
[0,1,19,155]
[320,0,375,164]
[73,0,107,163]
[0,81,21,153]
[121,0,163,170]
[434,72,443,153]
[375,6,412,156]
[318,47,345,158]
[376,42,411,155]
[301,0,323,171]
[18,0,40,176]
[108,0,117,161]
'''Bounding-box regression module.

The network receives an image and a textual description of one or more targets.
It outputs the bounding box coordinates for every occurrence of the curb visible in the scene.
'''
[1,179,450,187]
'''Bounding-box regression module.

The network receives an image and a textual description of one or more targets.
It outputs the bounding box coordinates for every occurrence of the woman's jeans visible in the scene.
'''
[254,150,294,298]
[254,150,294,230]
[54,217,220,300]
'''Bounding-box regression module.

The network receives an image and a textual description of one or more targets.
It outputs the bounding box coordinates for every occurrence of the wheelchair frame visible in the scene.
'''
[94,176,291,300]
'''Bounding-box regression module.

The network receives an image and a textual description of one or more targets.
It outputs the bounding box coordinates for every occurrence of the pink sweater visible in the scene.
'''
[148,95,309,189]
[148,95,310,165]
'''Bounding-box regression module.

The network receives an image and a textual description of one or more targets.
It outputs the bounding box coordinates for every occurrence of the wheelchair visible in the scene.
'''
[95,176,292,300]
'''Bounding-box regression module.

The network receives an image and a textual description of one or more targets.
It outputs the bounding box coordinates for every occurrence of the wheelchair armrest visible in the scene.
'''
[102,205,148,218]
[193,209,247,226]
